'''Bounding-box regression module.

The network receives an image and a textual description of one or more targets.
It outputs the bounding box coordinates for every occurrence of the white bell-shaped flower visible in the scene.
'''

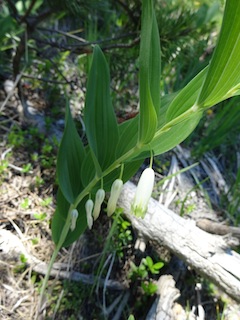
[132,167,155,218]
[85,199,94,229]
[70,209,78,231]
[93,189,105,220]
[107,179,123,217]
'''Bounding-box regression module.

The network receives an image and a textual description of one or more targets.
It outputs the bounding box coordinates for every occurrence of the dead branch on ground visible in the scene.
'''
[118,181,240,303]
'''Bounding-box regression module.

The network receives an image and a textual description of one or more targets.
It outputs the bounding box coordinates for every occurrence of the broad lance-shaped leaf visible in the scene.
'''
[57,103,86,204]
[197,0,240,108]
[84,45,119,171]
[141,72,207,157]
[116,93,178,162]
[116,116,138,158]
[166,68,208,121]
[138,0,160,145]
[149,112,202,156]
[52,189,88,247]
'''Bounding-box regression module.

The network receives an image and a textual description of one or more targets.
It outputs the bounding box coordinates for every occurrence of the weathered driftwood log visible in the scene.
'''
[118,181,240,303]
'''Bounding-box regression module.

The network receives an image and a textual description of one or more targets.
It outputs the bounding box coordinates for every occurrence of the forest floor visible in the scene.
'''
[0,86,240,320]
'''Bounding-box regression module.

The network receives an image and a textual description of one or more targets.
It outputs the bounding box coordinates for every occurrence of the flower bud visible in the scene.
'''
[85,199,94,229]
[93,189,105,220]
[107,179,123,217]
[132,167,155,218]
[70,209,78,231]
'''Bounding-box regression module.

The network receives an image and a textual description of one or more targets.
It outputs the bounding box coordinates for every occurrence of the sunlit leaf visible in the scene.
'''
[57,103,86,204]
[138,0,160,145]
[197,0,240,108]
[149,112,202,156]
[84,45,119,170]
[81,148,95,187]
[116,116,138,158]
[166,68,208,121]
[116,93,177,161]
[144,81,204,156]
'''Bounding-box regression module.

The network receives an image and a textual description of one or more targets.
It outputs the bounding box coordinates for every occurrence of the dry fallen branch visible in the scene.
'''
[0,229,125,291]
[118,181,240,303]
[146,275,183,320]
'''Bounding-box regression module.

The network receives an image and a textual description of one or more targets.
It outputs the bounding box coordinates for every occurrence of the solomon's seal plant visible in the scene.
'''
[39,0,240,307]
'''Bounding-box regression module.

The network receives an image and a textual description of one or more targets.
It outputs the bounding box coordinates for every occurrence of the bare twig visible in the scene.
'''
[32,34,139,54]
[103,37,140,50]
[22,73,69,85]
[196,219,240,239]
[37,27,137,45]
[20,0,38,24]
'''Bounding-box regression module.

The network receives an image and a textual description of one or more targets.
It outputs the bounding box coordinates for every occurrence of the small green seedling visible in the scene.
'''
[33,212,47,221]
[40,197,52,207]
[129,256,164,280]
[142,256,164,275]
[20,198,30,209]
[14,254,28,273]
[22,163,32,173]
[141,281,158,296]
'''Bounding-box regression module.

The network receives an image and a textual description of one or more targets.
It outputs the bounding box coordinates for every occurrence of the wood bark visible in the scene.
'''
[118,181,240,303]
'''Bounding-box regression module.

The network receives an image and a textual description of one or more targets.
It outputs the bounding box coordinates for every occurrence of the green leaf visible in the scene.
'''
[150,83,203,156]
[54,188,70,219]
[103,159,143,192]
[149,112,202,156]
[197,0,240,108]
[153,262,164,270]
[116,93,178,162]
[116,116,138,158]
[52,189,88,247]
[84,45,119,170]
[138,0,160,145]
[143,69,209,157]
[57,103,86,204]
[51,189,70,244]
[145,256,153,267]
[81,148,95,187]
[166,68,208,121]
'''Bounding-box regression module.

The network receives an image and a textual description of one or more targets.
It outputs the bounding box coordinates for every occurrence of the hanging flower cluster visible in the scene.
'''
[74,179,124,230]
[71,166,154,232]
